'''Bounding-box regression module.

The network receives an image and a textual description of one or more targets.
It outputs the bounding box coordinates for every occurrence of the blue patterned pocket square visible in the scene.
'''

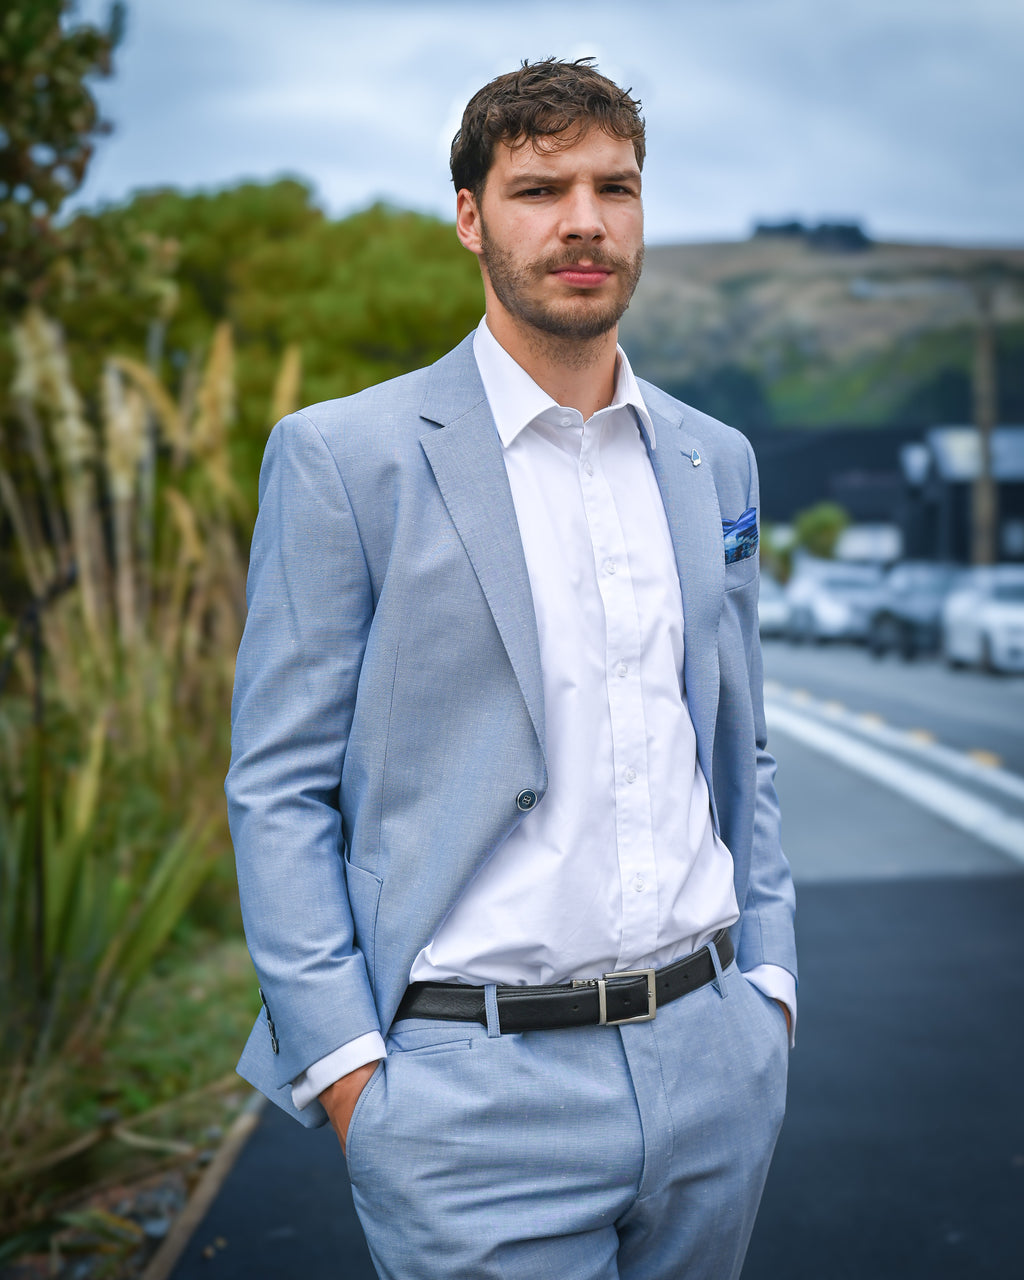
[722,506,758,564]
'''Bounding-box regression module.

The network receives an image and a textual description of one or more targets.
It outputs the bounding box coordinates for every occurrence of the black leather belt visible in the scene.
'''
[394,929,733,1032]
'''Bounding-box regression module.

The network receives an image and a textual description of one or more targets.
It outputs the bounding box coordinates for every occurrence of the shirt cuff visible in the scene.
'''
[742,963,797,1048]
[290,1031,388,1110]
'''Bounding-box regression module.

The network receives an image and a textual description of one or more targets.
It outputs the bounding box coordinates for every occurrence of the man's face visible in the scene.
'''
[457,128,644,342]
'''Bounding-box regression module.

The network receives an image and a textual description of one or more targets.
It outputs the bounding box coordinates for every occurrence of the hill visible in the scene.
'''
[620,235,1024,429]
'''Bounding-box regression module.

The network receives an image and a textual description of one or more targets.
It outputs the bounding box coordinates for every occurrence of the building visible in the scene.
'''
[746,422,1024,565]
[900,426,1024,563]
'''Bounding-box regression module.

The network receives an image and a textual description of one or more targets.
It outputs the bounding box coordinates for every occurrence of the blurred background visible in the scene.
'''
[1,1,1022,1276]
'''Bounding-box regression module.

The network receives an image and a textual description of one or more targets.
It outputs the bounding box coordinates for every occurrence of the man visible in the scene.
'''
[227,57,796,1280]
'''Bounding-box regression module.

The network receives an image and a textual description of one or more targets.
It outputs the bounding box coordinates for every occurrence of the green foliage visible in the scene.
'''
[0,0,124,308]
[894,320,1024,424]
[0,309,249,1181]
[766,321,1024,427]
[793,501,850,559]
[0,934,252,1239]
[0,703,218,1136]
[758,524,794,584]
[41,183,485,495]
[0,178,486,1196]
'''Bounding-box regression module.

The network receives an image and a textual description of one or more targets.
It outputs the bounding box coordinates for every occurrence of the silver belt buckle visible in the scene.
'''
[598,967,657,1026]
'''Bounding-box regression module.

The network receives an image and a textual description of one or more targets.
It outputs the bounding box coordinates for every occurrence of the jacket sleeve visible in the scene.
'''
[733,436,798,982]
[225,411,381,1093]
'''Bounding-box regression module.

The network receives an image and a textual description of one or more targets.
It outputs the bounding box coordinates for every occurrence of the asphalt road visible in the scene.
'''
[762,638,1024,775]
[170,646,1024,1279]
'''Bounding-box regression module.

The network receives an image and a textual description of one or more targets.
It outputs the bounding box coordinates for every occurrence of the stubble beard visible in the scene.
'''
[479,222,644,358]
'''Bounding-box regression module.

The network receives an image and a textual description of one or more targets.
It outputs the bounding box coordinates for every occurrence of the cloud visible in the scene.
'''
[74,0,1024,243]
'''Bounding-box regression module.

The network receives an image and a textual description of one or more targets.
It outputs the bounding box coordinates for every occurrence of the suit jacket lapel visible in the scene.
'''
[419,339,546,752]
[644,403,724,808]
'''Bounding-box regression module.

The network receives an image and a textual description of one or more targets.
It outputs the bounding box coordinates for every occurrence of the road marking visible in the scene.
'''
[768,689,1024,807]
[766,700,1024,865]
[908,728,936,744]
[968,749,1003,769]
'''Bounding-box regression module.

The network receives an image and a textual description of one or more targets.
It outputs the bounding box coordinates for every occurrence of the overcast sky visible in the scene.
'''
[74,0,1024,245]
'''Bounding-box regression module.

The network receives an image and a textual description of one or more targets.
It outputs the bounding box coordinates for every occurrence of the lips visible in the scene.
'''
[551,265,612,287]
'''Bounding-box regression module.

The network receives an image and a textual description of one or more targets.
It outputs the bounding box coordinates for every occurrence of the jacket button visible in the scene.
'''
[516,789,538,811]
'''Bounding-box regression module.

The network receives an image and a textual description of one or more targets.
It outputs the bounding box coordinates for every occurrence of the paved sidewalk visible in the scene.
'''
[168,873,1024,1280]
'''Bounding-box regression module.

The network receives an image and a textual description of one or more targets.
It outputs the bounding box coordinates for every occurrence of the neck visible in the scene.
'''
[485,309,620,420]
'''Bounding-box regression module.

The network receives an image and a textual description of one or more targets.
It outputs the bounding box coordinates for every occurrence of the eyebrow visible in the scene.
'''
[505,169,642,187]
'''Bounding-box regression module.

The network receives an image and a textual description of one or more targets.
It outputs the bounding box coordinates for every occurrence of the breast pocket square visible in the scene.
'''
[722,507,759,564]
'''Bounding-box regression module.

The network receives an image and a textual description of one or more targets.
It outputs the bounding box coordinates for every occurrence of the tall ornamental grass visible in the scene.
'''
[0,311,294,1179]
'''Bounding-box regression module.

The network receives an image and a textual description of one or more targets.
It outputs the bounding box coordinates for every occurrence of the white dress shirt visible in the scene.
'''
[292,319,794,1109]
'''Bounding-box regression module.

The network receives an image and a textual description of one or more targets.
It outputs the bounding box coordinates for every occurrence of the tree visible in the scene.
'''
[48,186,484,491]
[793,501,850,560]
[0,0,124,311]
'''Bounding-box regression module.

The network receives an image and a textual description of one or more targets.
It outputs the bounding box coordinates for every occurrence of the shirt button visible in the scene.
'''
[633,875,645,892]
[616,662,628,678]
[583,461,594,477]
[516,789,538,812]
[625,768,638,784]
[604,559,617,575]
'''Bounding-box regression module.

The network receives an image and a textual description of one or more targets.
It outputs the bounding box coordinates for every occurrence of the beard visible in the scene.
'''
[479,223,644,342]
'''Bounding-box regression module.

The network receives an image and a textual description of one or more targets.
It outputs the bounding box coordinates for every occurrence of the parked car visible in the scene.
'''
[785,558,884,643]
[941,566,1024,673]
[758,574,790,637]
[867,562,963,660]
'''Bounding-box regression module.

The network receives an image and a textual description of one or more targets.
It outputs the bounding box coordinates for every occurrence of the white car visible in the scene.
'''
[941,566,1024,673]
[785,558,884,643]
[758,574,790,637]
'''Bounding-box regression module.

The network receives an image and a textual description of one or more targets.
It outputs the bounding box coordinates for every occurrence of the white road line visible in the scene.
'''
[765,686,1024,807]
[766,700,1024,866]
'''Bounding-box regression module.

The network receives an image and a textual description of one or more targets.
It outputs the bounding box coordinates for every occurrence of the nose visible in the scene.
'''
[561,185,605,244]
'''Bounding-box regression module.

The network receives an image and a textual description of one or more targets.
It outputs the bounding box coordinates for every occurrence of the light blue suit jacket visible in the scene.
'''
[226,334,796,1128]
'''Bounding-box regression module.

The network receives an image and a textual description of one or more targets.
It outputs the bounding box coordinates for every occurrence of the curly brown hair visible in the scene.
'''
[450,57,645,198]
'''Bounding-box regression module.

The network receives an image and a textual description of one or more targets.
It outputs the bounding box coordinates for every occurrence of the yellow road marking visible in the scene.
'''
[907,728,936,744]
[968,749,1002,769]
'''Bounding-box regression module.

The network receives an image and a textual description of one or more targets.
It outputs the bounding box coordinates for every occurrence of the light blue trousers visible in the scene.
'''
[344,962,788,1279]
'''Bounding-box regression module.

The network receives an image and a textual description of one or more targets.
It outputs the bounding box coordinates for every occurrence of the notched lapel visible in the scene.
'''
[419,349,545,753]
[645,407,724,794]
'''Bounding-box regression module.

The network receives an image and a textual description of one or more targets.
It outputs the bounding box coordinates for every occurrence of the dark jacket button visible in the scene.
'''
[516,789,538,811]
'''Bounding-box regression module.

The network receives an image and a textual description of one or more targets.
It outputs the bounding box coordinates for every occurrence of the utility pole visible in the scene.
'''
[970,276,998,566]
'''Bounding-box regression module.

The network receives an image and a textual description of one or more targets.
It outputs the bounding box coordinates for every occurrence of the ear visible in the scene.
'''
[456,188,484,256]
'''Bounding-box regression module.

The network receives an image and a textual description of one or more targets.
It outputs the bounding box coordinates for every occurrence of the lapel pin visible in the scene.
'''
[690,448,701,467]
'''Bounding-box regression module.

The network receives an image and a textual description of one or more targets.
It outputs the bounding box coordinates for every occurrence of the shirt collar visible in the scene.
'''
[472,316,656,450]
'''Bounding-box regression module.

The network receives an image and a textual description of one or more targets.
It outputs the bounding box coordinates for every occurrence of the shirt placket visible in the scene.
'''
[578,414,659,969]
